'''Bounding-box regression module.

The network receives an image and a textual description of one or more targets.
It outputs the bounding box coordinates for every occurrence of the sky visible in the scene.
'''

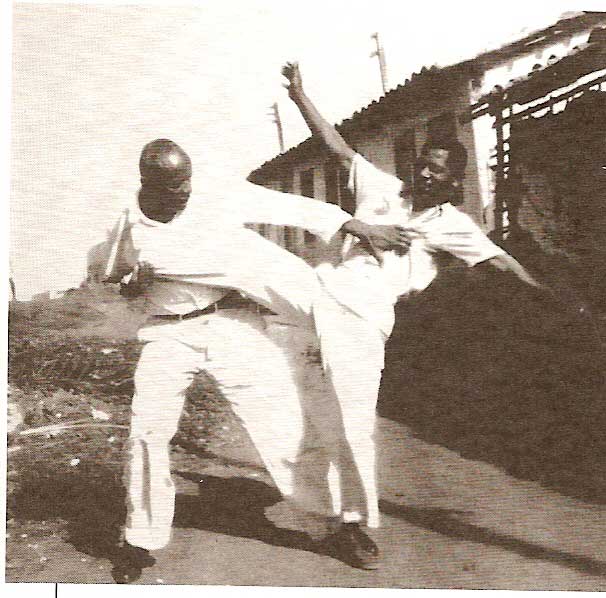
[6,0,604,299]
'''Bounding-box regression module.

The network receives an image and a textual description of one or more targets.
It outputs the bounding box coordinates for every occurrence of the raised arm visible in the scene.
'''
[282,62,355,171]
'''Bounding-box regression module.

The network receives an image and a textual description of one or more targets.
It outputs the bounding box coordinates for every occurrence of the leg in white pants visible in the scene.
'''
[312,291,386,529]
[125,310,316,550]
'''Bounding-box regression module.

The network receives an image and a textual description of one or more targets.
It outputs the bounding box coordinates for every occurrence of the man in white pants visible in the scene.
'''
[282,62,547,569]
[102,139,410,581]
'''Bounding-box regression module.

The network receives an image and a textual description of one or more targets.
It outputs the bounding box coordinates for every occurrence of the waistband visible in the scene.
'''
[151,291,275,322]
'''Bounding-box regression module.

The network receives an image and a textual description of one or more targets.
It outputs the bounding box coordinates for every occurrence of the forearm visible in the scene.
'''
[488,253,542,288]
[486,253,590,318]
[340,218,371,239]
[120,277,145,299]
[291,92,354,170]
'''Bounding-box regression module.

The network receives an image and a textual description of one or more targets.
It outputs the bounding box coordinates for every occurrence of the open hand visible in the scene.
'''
[342,219,412,265]
[282,61,304,100]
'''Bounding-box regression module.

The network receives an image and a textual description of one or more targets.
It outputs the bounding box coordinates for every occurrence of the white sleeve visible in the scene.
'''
[227,181,351,244]
[348,153,406,211]
[93,210,138,283]
[421,204,506,266]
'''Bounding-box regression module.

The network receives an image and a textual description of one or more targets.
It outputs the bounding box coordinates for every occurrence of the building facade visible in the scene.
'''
[248,12,606,266]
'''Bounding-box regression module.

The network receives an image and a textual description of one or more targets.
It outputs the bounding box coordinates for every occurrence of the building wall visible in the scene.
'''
[255,78,488,259]
[291,156,329,263]
[509,83,606,262]
[253,18,606,260]
[255,21,605,257]
[470,27,601,232]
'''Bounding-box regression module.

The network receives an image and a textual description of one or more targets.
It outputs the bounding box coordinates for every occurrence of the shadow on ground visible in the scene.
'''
[379,255,606,504]
[380,500,606,579]
[8,464,126,562]
[173,472,321,553]
[8,458,310,575]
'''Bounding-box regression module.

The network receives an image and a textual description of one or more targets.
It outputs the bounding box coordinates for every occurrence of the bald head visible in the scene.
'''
[138,139,192,222]
[139,139,192,188]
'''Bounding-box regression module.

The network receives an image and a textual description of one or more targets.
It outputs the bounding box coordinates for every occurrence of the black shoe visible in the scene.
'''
[111,543,156,584]
[327,522,380,570]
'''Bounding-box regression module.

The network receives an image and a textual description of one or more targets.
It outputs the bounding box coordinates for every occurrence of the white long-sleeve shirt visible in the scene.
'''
[103,181,351,328]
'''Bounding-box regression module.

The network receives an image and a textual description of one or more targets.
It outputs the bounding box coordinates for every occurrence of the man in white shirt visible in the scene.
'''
[103,139,411,581]
[282,62,546,569]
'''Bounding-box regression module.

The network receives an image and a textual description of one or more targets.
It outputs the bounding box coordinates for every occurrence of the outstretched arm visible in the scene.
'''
[239,182,411,264]
[282,62,355,171]
[486,253,542,289]
[487,253,592,317]
[405,207,544,290]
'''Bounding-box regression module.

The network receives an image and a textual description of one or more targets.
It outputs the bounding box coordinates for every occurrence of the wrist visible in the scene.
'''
[290,90,307,104]
[341,218,369,239]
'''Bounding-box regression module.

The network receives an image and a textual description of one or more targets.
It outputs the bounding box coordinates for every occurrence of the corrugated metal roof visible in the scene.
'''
[248,64,448,181]
[476,24,606,106]
[248,11,606,183]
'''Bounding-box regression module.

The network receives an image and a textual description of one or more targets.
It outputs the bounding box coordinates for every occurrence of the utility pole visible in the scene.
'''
[370,32,388,94]
[9,259,16,302]
[268,102,285,154]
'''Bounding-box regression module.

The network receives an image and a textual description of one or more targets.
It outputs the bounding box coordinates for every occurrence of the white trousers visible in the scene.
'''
[125,307,385,550]
[312,291,387,530]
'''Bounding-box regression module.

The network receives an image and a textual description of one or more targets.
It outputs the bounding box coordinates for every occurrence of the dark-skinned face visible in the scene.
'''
[138,177,192,223]
[165,177,192,212]
[412,148,454,210]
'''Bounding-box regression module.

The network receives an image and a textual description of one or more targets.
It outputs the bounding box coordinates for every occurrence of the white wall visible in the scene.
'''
[257,79,487,258]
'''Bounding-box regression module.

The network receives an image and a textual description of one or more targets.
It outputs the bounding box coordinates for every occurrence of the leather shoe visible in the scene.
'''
[326,522,380,570]
[111,542,156,584]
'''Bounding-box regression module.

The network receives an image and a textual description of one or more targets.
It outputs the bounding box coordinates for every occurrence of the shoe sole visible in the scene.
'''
[321,538,380,571]
[350,558,380,571]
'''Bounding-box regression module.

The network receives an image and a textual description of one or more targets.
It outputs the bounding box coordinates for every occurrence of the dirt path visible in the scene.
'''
[9,414,606,590]
[7,281,606,589]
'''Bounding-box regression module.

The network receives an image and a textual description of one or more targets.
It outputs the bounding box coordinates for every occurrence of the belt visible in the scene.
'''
[152,291,275,321]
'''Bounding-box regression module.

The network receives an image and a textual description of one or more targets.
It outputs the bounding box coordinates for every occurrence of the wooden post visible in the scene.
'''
[493,91,506,241]
[9,258,16,302]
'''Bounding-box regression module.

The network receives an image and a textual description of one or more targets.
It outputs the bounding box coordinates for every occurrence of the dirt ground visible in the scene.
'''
[6,266,606,589]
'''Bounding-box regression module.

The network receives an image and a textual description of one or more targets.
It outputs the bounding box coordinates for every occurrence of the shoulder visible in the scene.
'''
[350,153,403,195]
